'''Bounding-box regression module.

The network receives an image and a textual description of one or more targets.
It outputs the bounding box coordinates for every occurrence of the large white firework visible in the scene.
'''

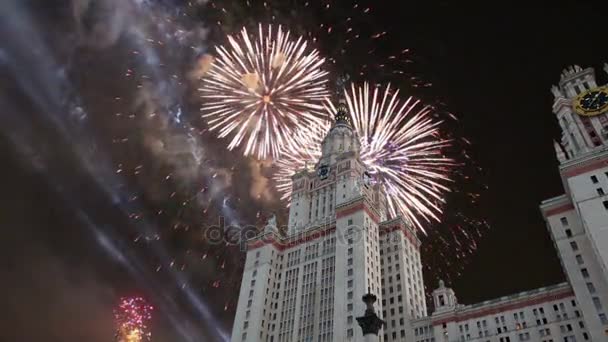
[274,82,455,232]
[198,24,330,159]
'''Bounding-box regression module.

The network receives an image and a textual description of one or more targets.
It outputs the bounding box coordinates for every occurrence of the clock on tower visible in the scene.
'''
[573,85,608,116]
[317,164,330,180]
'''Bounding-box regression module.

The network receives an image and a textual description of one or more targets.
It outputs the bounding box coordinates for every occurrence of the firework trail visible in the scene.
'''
[275,82,455,233]
[198,24,331,159]
[114,296,154,342]
[202,0,428,88]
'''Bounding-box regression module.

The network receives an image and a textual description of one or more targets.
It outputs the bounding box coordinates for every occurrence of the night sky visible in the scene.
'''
[2,1,608,341]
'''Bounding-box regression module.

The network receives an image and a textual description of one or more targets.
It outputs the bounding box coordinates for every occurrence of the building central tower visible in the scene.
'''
[231,103,426,342]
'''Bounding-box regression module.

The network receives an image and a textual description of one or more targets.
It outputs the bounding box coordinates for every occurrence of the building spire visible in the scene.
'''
[334,74,352,126]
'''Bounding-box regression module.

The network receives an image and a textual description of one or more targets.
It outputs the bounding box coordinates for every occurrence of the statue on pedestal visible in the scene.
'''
[264,214,278,234]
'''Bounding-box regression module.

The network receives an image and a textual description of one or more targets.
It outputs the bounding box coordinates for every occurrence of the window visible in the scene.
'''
[581,268,590,278]
[566,229,573,238]
[348,219,353,225]
[586,282,596,293]
[598,188,605,196]
[570,241,579,251]
[599,313,607,324]
[593,297,603,310]
[560,217,569,226]
[591,175,599,184]
[576,255,584,264]
[603,200,608,210]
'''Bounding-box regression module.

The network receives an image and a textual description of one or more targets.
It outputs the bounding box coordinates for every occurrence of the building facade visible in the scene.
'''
[410,282,589,342]
[540,64,608,341]
[231,65,608,342]
[231,104,426,342]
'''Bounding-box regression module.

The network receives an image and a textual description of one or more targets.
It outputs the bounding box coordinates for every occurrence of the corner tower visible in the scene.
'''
[541,64,608,342]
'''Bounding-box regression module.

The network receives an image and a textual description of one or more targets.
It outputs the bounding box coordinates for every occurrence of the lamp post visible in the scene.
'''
[356,289,385,342]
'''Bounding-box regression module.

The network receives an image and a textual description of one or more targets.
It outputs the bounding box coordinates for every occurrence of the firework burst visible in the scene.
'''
[114,296,154,342]
[275,82,455,232]
[199,24,331,159]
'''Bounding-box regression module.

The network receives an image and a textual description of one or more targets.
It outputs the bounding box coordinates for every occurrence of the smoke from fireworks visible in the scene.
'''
[114,296,154,342]
[275,82,455,233]
[198,24,331,159]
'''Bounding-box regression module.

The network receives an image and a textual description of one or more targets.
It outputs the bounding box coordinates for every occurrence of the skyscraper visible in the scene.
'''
[231,103,425,342]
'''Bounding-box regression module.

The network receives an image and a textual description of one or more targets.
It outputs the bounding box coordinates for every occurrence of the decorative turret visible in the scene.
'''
[551,85,564,100]
[553,141,567,164]
[560,65,584,80]
[432,279,458,313]
[557,65,596,98]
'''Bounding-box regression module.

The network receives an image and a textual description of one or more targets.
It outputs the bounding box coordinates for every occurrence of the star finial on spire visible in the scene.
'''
[335,74,350,103]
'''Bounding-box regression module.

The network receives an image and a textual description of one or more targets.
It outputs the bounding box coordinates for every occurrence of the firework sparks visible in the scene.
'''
[199,24,331,159]
[275,82,455,232]
[114,296,154,342]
